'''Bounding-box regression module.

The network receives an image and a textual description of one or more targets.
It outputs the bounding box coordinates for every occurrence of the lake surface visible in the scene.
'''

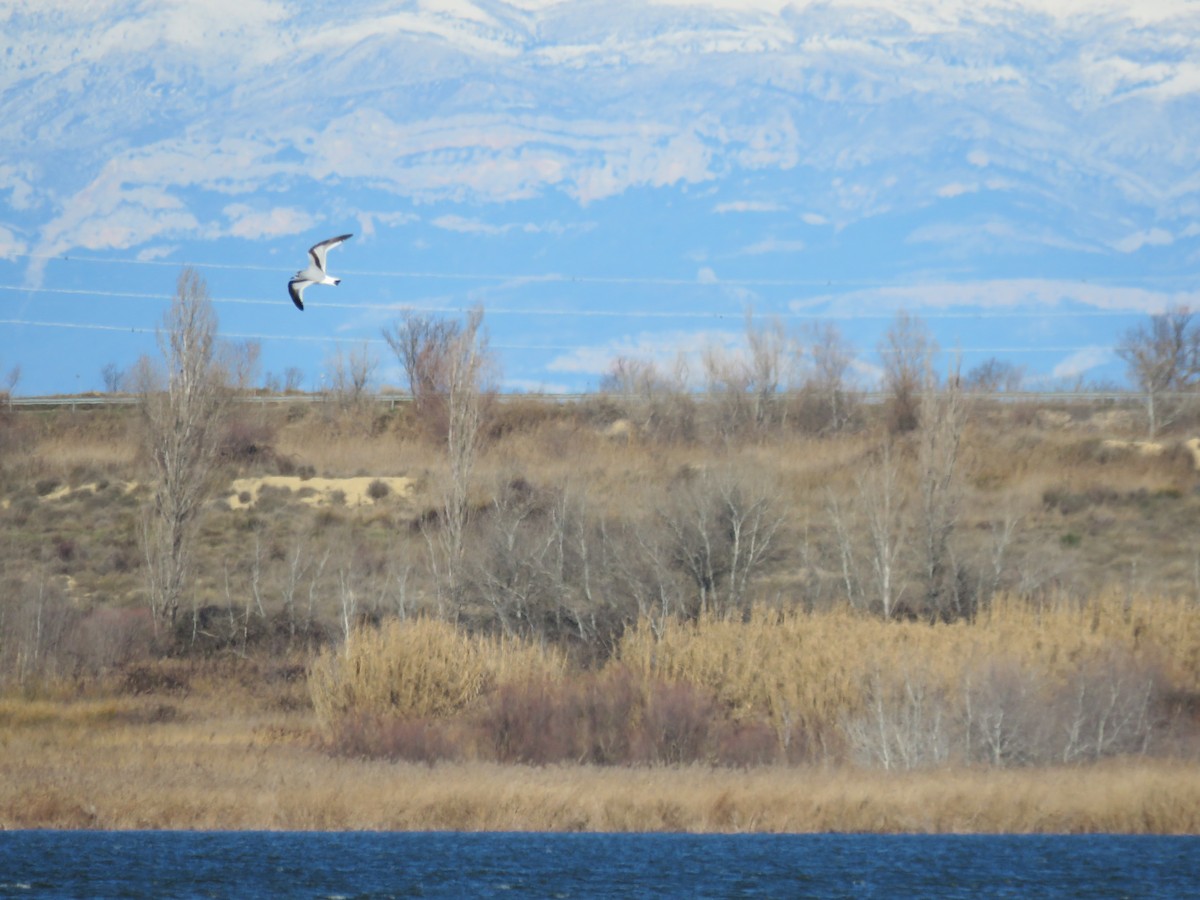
[0,831,1196,898]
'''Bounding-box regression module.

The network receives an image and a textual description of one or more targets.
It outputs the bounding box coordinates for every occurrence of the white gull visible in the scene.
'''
[288,234,352,311]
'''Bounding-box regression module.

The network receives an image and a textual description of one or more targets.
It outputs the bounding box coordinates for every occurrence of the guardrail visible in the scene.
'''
[5,390,1154,411]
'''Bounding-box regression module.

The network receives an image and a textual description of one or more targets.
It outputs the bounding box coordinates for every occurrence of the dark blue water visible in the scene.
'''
[0,832,1195,898]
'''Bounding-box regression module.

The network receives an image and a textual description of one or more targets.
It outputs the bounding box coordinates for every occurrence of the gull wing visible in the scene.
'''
[307,233,354,272]
[288,278,307,311]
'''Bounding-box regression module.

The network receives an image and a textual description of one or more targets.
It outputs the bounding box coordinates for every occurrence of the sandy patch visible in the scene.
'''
[227,475,414,510]
[1186,438,1200,471]
[39,481,140,502]
[1101,439,1166,458]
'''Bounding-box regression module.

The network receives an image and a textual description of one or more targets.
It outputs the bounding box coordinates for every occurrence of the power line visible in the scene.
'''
[0,283,1152,320]
[0,319,581,351]
[0,318,1113,355]
[12,251,1198,293]
[11,251,883,287]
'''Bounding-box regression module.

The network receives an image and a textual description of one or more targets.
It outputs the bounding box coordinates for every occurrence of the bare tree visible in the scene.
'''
[324,341,377,409]
[828,441,909,618]
[916,357,967,618]
[743,311,796,430]
[139,268,229,629]
[387,308,494,601]
[702,311,797,437]
[600,355,664,399]
[657,467,786,618]
[1115,306,1200,437]
[101,363,125,393]
[382,311,462,432]
[879,311,936,434]
[221,339,262,393]
[283,366,305,393]
[702,342,753,439]
[600,354,696,442]
[964,357,1024,394]
[1,364,19,408]
[801,321,857,433]
[857,442,909,618]
[442,307,491,580]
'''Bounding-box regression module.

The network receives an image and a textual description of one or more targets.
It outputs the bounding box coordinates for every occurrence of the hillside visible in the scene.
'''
[4,392,1200,649]
[2,391,1200,829]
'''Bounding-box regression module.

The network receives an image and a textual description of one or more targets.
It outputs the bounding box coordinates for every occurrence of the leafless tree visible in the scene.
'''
[1,364,19,408]
[701,311,797,437]
[828,440,910,618]
[602,513,688,637]
[221,339,262,393]
[138,268,229,629]
[964,357,1024,393]
[101,363,125,393]
[600,355,664,399]
[857,442,909,619]
[441,308,491,581]
[324,341,377,409]
[1115,306,1200,437]
[600,354,695,442]
[283,366,305,393]
[843,665,952,770]
[879,310,936,434]
[656,467,786,618]
[382,310,464,432]
[916,357,967,618]
[743,311,795,430]
[460,477,624,647]
[388,308,494,601]
[702,342,753,439]
[801,321,857,433]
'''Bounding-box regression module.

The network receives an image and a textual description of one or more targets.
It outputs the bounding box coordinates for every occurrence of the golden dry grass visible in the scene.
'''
[273,414,438,477]
[309,618,567,730]
[616,591,1200,744]
[2,692,1197,832]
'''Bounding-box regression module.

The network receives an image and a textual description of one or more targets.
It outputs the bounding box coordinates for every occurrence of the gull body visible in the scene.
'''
[288,233,353,310]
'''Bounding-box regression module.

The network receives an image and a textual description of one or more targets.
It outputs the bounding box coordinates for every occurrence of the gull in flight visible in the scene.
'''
[288,234,353,311]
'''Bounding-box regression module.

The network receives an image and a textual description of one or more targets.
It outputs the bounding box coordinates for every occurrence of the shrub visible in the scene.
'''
[120,661,190,696]
[308,618,565,731]
[326,713,459,764]
[635,680,720,765]
[52,535,78,563]
[367,479,390,501]
[219,417,276,466]
[842,646,1167,770]
[479,679,578,765]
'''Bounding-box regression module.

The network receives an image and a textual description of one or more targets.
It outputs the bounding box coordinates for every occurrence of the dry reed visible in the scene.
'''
[3,696,1197,832]
[617,591,1200,747]
[309,618,567,731]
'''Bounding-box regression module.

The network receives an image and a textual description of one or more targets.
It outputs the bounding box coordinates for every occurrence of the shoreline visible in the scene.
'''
[2,696,1197,833]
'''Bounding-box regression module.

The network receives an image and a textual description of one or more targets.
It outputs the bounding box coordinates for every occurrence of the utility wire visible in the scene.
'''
[10,251,887,287]
[10,250,1198,291]
[0,283,1152,320]
[0,318,1112,355]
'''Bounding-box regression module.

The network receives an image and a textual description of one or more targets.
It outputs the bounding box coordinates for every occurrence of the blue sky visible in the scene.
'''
[3,0,1200,395]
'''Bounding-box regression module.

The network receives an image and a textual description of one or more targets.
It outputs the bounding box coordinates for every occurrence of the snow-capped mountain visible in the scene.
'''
[3,0,1199,393]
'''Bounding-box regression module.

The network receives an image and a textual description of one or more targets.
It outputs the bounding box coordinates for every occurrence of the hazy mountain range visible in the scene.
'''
[3,0,1199,394]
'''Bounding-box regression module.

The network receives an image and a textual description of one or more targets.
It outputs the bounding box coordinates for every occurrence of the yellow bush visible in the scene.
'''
[310,593,1200,752]
[308,618,566,732]
[617,592,1200,746]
